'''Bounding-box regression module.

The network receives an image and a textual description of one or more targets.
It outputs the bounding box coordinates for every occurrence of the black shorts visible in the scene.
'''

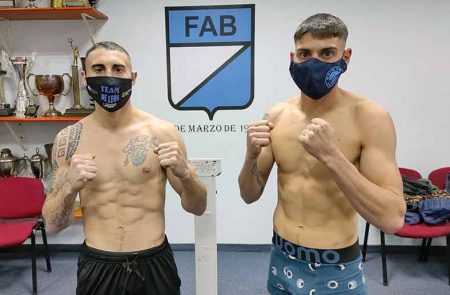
[76,236,181,295]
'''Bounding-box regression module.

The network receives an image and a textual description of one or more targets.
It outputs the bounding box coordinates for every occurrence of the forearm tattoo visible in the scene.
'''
[46,176,55,195]
[52,202,73,227]
[54,170,68,193]
[123,135,159,167]
[251,161,263,187]
[46,170,73,227]
[262,113,269,120]
[51,143,58,170]
[46,169,67,197]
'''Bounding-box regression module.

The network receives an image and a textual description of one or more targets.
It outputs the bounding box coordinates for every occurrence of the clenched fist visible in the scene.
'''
[299,118,338,161]
[246,120,274,160]
[68,154,97,192]
[154,142,190,179]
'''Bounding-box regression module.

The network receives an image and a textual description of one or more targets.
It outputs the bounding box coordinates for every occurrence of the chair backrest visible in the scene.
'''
[0,177,45,219]
[399,167,422,179]
[428,167,450,190]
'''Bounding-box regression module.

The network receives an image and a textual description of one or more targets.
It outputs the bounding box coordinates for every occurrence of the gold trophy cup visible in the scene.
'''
[27,74,72,117]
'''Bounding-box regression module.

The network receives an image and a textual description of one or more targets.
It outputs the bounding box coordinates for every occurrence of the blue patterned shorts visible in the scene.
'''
[267,234,368,295]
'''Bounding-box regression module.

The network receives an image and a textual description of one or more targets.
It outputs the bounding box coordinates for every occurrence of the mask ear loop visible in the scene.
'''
[290,52,295,61]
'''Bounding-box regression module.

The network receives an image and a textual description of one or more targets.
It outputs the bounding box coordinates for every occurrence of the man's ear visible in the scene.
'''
[131,72,138,86]
[80,70,87,86]
[290,51,295,61]
[344,48,352,65]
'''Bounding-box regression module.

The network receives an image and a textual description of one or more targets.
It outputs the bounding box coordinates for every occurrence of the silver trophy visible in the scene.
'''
[0,62,13,116]
[1,50,36,118]
[27,0,38,8]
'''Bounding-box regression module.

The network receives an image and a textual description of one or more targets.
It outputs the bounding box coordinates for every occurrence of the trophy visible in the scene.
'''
[1,51,36,118]
[44,143,53,164]
[27,73,72,117]
[63,37,94,117]
[27,148,49,179]
[51,0,63,7]
[0,62,13,116]
[26,0,38,8]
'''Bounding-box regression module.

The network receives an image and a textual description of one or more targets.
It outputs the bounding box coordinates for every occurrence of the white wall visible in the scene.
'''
[1,0,449,246]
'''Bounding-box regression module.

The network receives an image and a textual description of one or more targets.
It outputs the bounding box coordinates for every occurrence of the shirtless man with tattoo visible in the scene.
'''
[42,41,206,295]
[238,14,405,295]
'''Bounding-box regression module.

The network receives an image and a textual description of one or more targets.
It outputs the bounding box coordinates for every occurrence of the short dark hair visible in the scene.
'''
[85,41,132,64]
[294,13,348,42]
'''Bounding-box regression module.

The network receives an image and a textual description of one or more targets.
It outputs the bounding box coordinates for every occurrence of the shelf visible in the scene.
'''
[0,116,82,122]
[0,6,108,21]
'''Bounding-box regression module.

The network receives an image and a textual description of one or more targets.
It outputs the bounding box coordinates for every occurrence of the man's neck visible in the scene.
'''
[91,101,134,130]
[299,86,344,117]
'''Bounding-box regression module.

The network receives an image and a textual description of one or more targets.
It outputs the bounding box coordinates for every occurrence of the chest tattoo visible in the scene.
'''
[123,135,159,167]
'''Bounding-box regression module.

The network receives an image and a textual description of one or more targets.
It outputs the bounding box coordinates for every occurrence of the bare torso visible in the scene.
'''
[270,93,364,249]
[74,110,172,251]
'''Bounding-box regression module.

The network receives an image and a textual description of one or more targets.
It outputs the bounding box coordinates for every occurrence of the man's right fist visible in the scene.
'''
[68,154,97,192]
[246,120,274,159]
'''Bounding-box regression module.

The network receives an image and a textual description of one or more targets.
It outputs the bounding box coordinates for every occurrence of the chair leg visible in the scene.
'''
[362,222,370,262]
[419,238,427,262]
[380,231,388,286]
[40,228,52,272]
[423,238,432,262]
[446,235,450,285]
[31,232,37,295]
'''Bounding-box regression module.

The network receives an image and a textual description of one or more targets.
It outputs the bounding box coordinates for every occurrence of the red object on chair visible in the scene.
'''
[428,167,450,192]
[399,167,422,179]
[0,177,52,295]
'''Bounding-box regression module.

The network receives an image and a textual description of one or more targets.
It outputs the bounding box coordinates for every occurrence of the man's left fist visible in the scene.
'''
[154,142,190,179]
[298,118,338,161]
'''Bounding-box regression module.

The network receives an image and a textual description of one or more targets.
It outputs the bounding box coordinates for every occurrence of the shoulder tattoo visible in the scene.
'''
[66,122,83,160]
[55,122,83,161]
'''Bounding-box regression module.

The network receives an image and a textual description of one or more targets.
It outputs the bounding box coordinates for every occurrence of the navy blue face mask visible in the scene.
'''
[289,57,347,100]
[86,76,132,112]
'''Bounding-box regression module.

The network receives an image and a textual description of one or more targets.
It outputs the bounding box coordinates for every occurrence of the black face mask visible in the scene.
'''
[86,76,132,112]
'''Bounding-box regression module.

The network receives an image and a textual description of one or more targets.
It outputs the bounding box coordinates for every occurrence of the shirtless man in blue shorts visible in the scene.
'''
[238,13,405,295]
